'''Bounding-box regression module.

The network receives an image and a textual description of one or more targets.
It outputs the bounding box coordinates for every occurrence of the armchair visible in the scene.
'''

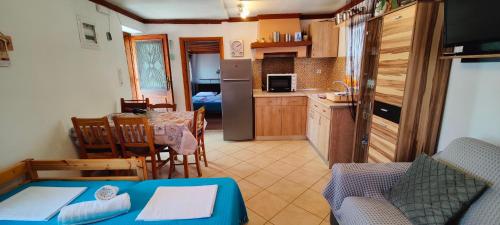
[323,137,500,225]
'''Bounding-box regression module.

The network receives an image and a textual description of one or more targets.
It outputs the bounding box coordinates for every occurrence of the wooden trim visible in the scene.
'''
[129,34,174,104]
[179,37,224,111]
[88,0,145,23]
[89,0,358,24]
[257,13,301,20]
[352,17,384,163]
[0,158,147,194]
[143,19,226,24]
[123,33,139,99]
[250,41,312,49]
[301,13,335,20]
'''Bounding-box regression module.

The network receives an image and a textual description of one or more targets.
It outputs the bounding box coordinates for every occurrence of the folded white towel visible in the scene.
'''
[136,185,218,221]
[58,193,131,225]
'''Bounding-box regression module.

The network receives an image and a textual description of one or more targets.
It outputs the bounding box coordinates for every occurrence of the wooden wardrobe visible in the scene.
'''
[352,1,452,163]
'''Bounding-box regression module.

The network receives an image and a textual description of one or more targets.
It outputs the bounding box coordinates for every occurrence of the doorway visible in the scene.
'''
[180,37,224,130]
[123,33,174,105]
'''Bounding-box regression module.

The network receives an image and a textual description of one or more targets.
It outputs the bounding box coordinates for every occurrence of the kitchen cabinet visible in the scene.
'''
[310,21,339,58]
[307,96,355,167]
[254,96,307,139]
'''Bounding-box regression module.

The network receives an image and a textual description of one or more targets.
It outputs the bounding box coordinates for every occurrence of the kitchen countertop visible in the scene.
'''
[253,89,354,108]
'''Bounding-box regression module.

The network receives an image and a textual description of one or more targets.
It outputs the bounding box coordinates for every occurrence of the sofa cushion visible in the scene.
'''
[337,197,411,225]
[385,154,487,225]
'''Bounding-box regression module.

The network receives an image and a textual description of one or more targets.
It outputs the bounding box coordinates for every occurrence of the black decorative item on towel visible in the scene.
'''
[385,154,488,225]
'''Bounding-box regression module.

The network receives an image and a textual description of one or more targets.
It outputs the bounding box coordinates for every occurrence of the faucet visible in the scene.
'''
[332,81,350,94]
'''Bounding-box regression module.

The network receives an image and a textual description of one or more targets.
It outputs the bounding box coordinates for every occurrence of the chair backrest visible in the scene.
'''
[434,137,500,225]
[71,117,119,159]
[112,116,156,155]
[149,98,176,112]
[120,98,149,113]
[192,106,206,139]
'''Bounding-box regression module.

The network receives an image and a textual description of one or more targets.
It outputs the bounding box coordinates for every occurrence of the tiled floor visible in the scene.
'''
[158,130,332,225]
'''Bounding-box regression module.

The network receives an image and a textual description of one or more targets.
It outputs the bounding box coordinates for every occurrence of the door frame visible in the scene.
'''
[123,33,174,103]
[179,37,224,111]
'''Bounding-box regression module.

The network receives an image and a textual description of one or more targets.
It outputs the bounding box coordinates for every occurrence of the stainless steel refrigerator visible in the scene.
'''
[220,59,254,141]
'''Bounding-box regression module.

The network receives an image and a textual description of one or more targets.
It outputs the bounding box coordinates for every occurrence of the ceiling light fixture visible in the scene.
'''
[238,4,250,19]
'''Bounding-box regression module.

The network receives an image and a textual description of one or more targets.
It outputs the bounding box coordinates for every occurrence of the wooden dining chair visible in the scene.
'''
[71,117,119,159]
[112,116,168,179]
[168,107,206,178]
[148,98,177,112]
[120,98,150,113]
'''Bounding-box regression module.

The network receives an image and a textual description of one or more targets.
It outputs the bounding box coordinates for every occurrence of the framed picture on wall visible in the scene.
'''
[76,15,99,49]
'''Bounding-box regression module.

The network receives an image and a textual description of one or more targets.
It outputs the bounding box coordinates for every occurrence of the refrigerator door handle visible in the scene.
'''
[222,78,250,81]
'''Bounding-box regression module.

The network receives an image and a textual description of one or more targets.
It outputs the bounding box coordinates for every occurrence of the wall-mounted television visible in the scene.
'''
[444,0,500,56]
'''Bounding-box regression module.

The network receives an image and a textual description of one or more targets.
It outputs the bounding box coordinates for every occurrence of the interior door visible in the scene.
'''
[128,34,173,104]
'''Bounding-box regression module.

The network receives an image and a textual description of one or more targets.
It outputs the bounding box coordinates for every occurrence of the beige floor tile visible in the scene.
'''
[263,161,298,177]
[246,190,289,220]
[270,204,323,225]
[293,190,331,218]
[261,149,290,160]
[228,162,260,178]
[320,218,330,225]
[301,160,331,176]
[217,144,244,154]
[264,223,275,225]
[247,143,277,153]
[247,208,267,225]
[246,155,277,168]
[209,170,242,181]
[266,179,308,202]
[293,148,318,160]
[238,179,263,201]
[205,149,227,161]
[310,176,330,193]
[279,154,312,167]
[230,149,258,161]
[211,155,242,169]
[245,170,281,188]
[285,169,324,187]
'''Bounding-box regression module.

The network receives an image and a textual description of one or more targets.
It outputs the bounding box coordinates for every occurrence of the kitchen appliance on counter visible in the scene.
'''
[220,59,253,141]
[266,73,297,92]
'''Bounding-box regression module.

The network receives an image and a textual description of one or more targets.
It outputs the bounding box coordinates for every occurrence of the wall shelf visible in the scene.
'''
[440,53,500,59]
[250,41,312,49]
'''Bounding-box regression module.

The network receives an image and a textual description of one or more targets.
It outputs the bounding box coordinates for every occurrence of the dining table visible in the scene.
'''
[70,111,204,155]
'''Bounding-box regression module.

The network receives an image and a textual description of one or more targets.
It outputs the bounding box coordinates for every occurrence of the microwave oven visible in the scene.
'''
[266,73,297,92]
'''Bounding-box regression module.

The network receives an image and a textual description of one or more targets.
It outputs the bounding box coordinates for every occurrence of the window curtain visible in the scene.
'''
[345,0,375,119]
[345,0,375,88]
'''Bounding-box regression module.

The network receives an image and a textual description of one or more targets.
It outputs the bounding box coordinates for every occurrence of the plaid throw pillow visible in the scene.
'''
[385,154,487,225]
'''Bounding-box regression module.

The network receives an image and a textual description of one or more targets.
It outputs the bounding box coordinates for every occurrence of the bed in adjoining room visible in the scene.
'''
[192,91,222,115]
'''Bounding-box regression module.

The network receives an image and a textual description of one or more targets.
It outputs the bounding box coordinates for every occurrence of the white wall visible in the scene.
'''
[0,0,132,169]
[438,60,500,151]
[144,22,258,110]
[191,53,220,83]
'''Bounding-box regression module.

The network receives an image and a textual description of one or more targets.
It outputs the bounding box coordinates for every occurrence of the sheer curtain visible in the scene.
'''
[345,0,375,118]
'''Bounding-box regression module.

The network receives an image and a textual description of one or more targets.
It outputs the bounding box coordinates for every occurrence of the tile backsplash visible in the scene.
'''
[253,57,346,90]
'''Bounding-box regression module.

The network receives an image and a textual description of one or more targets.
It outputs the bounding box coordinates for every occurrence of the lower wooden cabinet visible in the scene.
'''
[307,96,356,168]
[254,96,307,139]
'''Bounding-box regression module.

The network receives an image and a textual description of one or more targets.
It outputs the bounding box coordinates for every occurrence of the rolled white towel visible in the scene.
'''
[58,193,131,225]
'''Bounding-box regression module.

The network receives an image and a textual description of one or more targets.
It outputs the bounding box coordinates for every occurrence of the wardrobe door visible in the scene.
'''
[374,5,417,107]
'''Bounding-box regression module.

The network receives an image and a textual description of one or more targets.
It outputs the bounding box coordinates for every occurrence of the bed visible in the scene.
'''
[0,158,248,225]
[192,92,222,114]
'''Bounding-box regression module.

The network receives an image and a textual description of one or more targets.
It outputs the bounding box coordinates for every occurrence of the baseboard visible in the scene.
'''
[255,135,307,141]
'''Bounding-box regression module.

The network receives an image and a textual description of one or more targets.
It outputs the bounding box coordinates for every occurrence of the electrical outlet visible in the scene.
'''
[316,69,322,74]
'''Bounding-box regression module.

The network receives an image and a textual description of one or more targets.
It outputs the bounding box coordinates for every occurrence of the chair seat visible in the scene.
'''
[337,197,411,225]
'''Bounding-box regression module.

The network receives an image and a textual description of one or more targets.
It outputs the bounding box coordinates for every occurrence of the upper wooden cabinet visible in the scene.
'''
[310,21,339,58]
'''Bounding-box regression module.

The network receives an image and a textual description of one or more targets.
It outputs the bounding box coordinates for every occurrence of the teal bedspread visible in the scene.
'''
[0,178,248,225]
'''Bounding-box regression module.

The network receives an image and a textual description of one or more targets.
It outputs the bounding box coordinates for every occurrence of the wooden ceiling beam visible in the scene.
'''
[89,0,367,24]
